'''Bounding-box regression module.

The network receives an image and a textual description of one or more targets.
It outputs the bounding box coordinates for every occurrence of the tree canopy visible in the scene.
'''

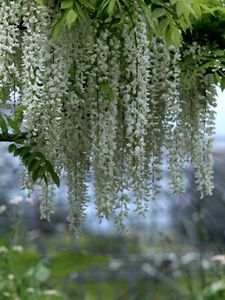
[0,0,224,233]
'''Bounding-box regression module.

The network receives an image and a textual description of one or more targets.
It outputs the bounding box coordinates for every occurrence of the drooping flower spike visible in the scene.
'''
[0,1,217,234]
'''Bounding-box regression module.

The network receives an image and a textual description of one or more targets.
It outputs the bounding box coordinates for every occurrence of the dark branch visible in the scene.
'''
[0,132,27,143]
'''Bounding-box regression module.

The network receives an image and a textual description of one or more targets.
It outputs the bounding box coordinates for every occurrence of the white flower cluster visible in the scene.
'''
[0,0,22,107]
[122,13,151,213]
[0,1,217,232]
[180,43,216,198]
[21,1,51,136]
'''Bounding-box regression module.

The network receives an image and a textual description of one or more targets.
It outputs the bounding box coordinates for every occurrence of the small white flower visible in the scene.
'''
[0,246,8,254]
[27,287,35,293]
[12,245,24,253]
[211,255,225,265]
[43,290,59,296]
[7,274,14,280]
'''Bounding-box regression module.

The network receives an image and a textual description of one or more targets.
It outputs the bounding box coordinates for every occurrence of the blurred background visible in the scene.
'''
[0,89,224,300]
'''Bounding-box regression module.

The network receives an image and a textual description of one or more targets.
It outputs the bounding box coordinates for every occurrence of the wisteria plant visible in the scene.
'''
[0,0,225,234]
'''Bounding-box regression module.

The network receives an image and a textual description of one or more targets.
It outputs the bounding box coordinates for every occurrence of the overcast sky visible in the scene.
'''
[216,88,225,136]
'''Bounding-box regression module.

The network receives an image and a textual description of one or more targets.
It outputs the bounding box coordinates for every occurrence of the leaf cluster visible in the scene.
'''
[0,106,26,139]
[0,107,60,188]
[182,1,225,89]
[42,0,224,89]
[8,143,60,187]
[48,0,223,42]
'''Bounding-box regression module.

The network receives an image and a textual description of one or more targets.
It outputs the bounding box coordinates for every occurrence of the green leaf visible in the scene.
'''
[107,0,116,17]
[213,50,225,56]
[165,24,173,46]
[157,17,169,37]
[17,146,31,158]
[51,171,60,187]
[171,26,182,47]
[79,0,95,10]
[100,82,114,101]
[6,116,18,133]
[170,0,178,5]
[34,0,44,5]
[0,114,8,135]
[66,9,78,28]
[142,6,155,30]
[51,15,66,40]
[61,0,74,9]
[193,2,202,19]
[32,166,44,183]
[75,2,86,21]
[178,17,189,31]
[7,142,60,188]
[175,0,184,17]
[98,0,110,15]
[175,0,192,20]
[200,4,216,16]
[221,76,225,91]
[189,5,198,20]
[14,105,27,131]
[8,143,17,153]
[28,159,43,173]
[0,85,10,102]
[13,148,21,157]
[46,161,60,187]
[35,151,47,161]
[152,8,166,19]
[22,152,39,166]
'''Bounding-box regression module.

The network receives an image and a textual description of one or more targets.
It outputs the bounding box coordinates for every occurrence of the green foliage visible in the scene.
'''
[0,106,26,137]
[34,0,44,5]
[0,114,8,136]
[6,250,40,275]
[49,0,225,84]
[0,248,67,300]
[52,14,67,40]
[29,0,220,71]
[199,280,225,300]
[50,0,208,45]
[0,105,60,188]
[8,144,60,187]
[100,81,115,101]
[50,252,109,279]
[182,2,225,87]
[52,0,95,39]
[0,84,11,103]
[7,106,27,135]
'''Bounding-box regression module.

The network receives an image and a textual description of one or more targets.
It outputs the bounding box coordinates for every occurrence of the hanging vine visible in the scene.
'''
[0,0,224,233]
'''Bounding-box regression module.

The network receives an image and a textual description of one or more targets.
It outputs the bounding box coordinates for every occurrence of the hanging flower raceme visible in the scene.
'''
[0,0,217,233]
[0,0,22,107]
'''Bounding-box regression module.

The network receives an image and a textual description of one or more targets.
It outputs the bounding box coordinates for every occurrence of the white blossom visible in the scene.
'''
[0,1,217,232]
